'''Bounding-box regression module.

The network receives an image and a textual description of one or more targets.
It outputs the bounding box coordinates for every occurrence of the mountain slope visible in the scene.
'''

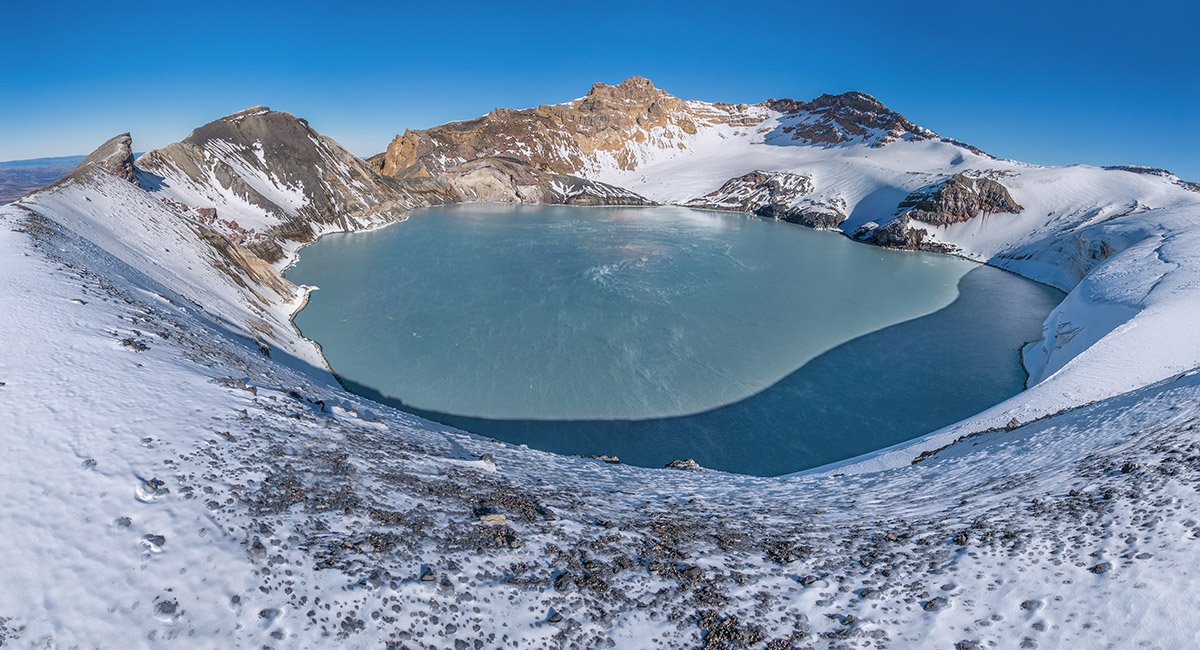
[136,106,461,265]
[371,76,970,182]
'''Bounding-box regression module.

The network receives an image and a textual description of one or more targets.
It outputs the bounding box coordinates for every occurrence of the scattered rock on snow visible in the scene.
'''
[665,458,704,471]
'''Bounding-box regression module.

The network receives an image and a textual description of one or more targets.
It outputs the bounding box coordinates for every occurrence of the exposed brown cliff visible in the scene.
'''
[897,173,1023,226]
[372,76,771,179]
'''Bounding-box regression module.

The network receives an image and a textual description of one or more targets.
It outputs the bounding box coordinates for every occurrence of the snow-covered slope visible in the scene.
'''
[571,96,1200,442]
[137,106,460,266]
[409,78,1200,447]
[5,160,1200,649]
[3,86,1200,648]
[16,139,311,363]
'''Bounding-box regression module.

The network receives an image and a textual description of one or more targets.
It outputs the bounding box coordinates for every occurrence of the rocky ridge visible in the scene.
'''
[764,91,941,148]
[371,77,982,184]
[71,133,139,185]
[370,76,768,178]
[137,106,460,264]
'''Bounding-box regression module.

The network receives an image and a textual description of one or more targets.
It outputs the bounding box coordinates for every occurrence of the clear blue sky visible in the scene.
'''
[3,0,1197,179]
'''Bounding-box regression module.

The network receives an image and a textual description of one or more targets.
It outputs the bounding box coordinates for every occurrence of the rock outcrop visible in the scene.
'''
[684,170,846,229]
[856,215,936,251]
[894,173,1023,226]
[765,92,939,148]
[852,173,1020,251]
[70,133,138,185]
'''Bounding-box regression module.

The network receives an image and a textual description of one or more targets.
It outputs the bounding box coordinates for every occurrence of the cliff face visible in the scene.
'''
[443,157,652,206]
[373,76,773,178]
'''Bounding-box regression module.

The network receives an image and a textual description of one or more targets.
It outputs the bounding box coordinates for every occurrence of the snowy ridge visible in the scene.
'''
[13,166,311,362]
[3,91,1200,648]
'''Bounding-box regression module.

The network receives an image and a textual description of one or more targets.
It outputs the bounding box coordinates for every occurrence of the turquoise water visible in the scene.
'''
[287,204,1063,475]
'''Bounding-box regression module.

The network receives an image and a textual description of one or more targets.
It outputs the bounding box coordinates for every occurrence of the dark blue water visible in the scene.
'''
[287,204,1063,475]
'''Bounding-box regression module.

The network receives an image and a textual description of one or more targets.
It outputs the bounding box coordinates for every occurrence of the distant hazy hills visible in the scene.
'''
[0,155,84,203]
[0,153,139,203]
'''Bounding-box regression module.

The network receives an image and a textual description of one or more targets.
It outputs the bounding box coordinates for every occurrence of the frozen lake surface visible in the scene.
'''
[287,204,1063,475]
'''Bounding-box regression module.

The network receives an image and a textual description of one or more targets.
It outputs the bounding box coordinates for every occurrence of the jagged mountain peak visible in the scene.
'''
[582,75,665,103]
[71,132,138,185]
[778,90,890,113]
[766,90,939,148]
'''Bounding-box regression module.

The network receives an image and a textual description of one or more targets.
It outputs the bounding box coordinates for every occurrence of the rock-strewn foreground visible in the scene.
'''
[3,78,1200,649]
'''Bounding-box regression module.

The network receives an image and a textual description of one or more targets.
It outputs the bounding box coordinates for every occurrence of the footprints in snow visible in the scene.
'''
[135,476,170,503]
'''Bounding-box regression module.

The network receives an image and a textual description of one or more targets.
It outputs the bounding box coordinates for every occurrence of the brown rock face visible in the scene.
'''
[897,174,1023,226]
[373,76,770,178]
[379,129,426,177]
[766,92,936,148]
